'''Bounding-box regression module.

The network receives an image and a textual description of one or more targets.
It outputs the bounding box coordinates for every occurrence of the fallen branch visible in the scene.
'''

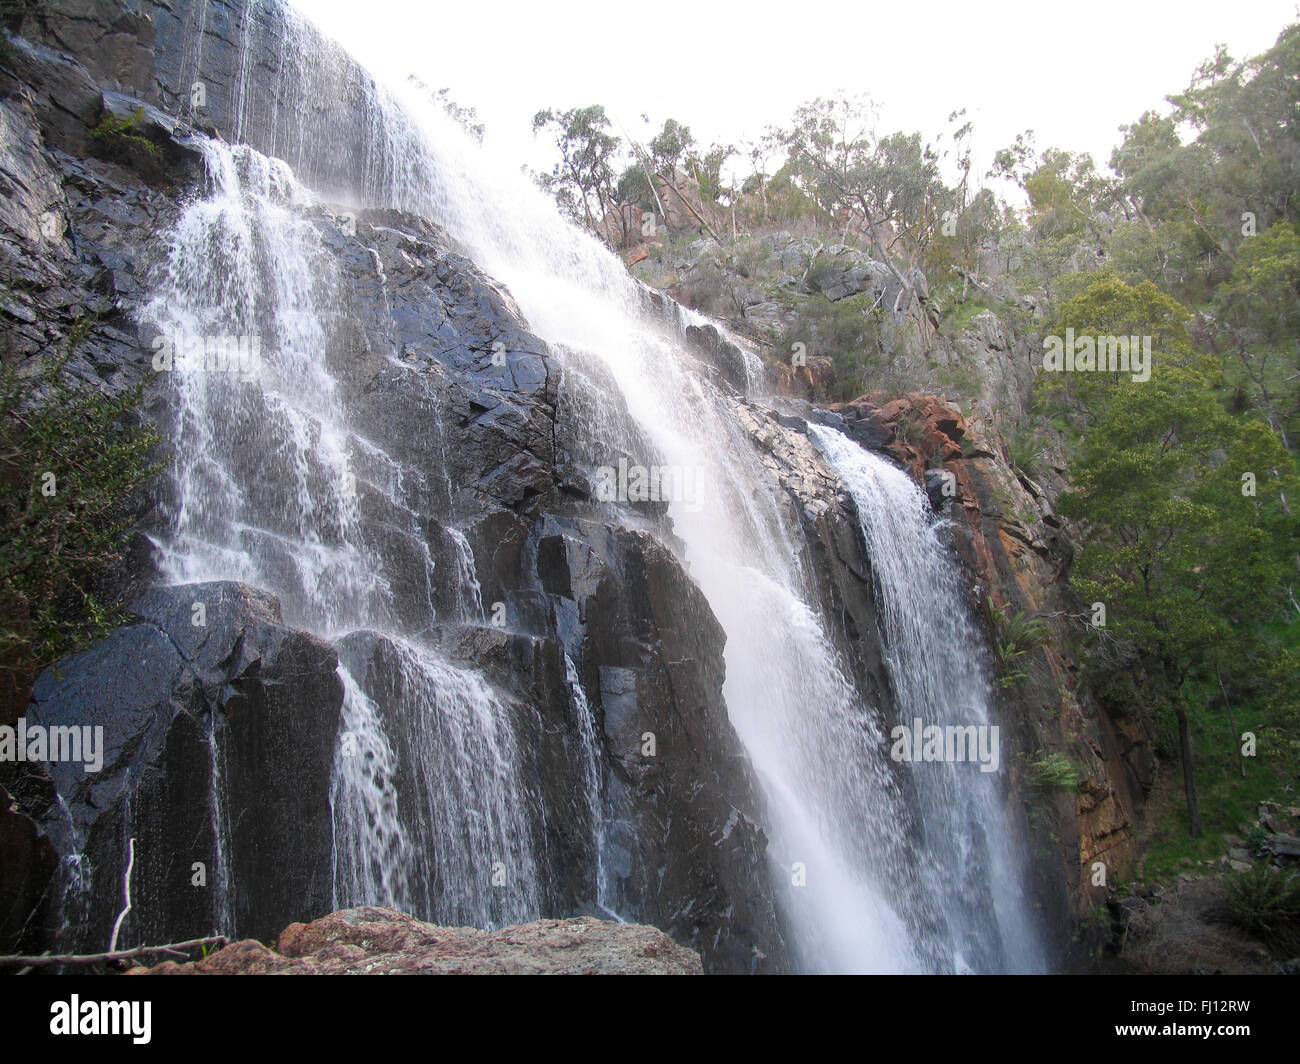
[0,835,225,969]
[0,936,229,969]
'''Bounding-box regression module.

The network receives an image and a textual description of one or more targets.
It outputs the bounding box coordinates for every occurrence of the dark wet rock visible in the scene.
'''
[0,785,56,954]
[456,512,790,972]
[732,403,898,732]
[25,582,343,952]
[683,321,750,393]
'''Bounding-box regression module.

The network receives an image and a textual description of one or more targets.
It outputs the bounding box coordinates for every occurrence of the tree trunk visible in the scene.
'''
[1174,701,1202,837]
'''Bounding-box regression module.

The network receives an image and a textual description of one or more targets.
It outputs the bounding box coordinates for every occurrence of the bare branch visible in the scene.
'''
[0,936,229,970]
[108,835,135,954]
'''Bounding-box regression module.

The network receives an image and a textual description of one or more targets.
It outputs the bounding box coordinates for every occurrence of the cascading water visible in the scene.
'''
[315,67,1051,971]
[128,0,1049,970]
[143,141,387,627]
[810,425,1046,972]
[565,654,620,922]
[141,135,547,934]
[333,636,544,927]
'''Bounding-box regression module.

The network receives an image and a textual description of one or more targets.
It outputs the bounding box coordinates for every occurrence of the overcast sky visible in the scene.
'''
[292,0,1299,192]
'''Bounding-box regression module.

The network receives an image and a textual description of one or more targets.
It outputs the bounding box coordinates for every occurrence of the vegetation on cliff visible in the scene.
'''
[0,329,162,713]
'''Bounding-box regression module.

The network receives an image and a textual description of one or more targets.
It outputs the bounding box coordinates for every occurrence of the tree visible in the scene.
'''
[1053,278,1300,838]
[409,78,485,144]
[648,118,693,175]
[1214,222,1300,448]
[740,128,782,222]
[780,94,953,311]
[1037,275,1197,428]
[642,118,731,239]
[992,132,1115,243]
[531,105,623,241]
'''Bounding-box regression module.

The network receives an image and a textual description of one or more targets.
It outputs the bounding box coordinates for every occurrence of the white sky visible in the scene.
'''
[292,0,1299,191]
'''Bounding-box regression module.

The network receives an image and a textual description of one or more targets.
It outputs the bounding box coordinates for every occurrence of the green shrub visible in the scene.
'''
[89,107,160,164]
[1224,864,1300,941]
[1006,428,1047,479]
[1028,752,1086,793]
[774,291,888,400]
[990,604,1049,687]
[1,343,164,696]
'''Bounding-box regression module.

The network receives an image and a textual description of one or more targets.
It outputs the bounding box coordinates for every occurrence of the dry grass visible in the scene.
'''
[1116,877,1276,974]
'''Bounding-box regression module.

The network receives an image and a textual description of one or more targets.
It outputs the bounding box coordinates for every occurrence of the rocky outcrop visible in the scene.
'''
[731,403,898,718]
[12,0,377,198]
[805,243,900,305]
[653,232,910,339]
[26,582,344,953]
[1100,803,1300,974]
[131,906,703,974]
[455,513,786,971]
[0,0,785,973]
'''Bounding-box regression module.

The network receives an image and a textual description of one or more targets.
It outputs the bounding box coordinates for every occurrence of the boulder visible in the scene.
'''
[131,906,703,974]
[26,582,343,953]
[0,785,57,954]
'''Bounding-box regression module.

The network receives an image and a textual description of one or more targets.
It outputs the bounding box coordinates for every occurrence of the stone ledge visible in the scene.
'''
[129,906,703,975]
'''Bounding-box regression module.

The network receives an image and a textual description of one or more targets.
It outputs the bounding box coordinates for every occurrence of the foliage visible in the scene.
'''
[773,291,888,400]
[1224,864,1300,941]
[993,133,1115,242]
[409,79,485,143]
[779,94,954,309]
[531,104,622,237]
[990,604,1049,687]
[1005,425,1047,479]
[0,347,164,691]
[89,107,160,162]
[1054,276,1300,836]
[1214,222,1300,447]
[1027,752,1086,793]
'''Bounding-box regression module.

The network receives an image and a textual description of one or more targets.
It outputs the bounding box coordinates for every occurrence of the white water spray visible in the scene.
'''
[137,0,1049,969]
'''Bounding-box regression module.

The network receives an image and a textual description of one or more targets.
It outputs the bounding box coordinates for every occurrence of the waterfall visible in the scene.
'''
[334,636,544,928]
[141,136,545,933]
[128,0,1049,969]
[810,425,1045,972]
[346,77,1050,971]
[142,140,388,630]
[329,667,413,912]
[565,654,619,922]
[325,70,951,973]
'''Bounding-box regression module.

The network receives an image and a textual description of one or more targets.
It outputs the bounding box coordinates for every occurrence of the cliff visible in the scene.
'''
[0,0,1146,973]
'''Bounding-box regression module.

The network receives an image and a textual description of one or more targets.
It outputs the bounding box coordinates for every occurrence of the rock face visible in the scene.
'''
[0,785,56,955]
[0,0,786,972]
[0,0,1125,974]
[131,906,703,975]
[26,582,344,953]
